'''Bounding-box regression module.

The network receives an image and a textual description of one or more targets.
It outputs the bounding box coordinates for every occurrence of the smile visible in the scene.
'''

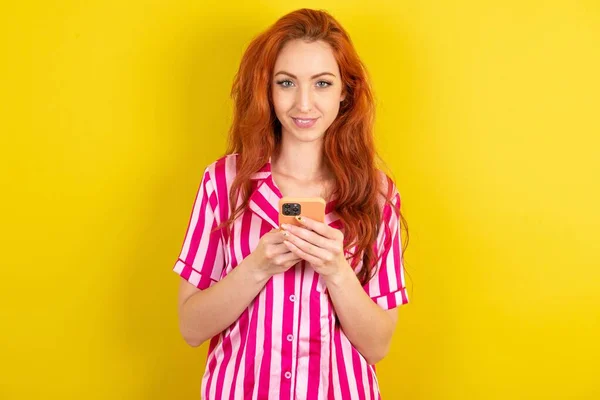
[292,117,318,128]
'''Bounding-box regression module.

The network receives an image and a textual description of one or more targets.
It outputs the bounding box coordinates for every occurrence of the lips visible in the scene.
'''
[292,117,318,129]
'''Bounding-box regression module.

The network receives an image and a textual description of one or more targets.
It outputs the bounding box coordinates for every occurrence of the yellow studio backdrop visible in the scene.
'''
[1,0,599,399]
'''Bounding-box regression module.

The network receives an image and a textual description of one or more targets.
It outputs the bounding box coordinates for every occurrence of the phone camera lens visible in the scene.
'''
[282,203,301,215]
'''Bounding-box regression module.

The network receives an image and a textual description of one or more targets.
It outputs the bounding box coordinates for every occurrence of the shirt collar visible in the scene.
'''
[249,156,273,181]
[246,156,341,229]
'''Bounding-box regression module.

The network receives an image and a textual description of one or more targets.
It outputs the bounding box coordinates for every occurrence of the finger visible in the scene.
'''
[283,240,322,266]
[263,229,290,244]
[281,223,335,252]
[283,230,330,261]
[275,251,303,265]
[267,242,293,256]
[294,215,341,240]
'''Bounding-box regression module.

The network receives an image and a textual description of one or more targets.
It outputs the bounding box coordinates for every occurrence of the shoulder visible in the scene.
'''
[375,169,402,235]
[197,154,239,216]
[375,169,401,210]
[202,153,240,185]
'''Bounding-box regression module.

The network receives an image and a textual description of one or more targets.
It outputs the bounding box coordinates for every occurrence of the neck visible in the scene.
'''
[272,138,330,182]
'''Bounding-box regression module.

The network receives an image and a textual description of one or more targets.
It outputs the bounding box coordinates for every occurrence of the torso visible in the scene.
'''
[173,154,408,399]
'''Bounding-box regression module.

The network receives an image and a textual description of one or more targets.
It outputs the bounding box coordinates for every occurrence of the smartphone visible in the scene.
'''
[278,197,326,227]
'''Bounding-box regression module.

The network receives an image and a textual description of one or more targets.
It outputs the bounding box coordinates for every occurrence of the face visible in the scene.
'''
[271,39,346,143]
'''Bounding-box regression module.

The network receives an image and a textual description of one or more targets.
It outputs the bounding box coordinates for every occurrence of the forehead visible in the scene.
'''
[273,39,340,76]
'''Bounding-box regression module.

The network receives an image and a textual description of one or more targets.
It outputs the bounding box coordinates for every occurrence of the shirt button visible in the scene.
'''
[284,371,292,379]
[286,334,294,342]
[289,294,296,302]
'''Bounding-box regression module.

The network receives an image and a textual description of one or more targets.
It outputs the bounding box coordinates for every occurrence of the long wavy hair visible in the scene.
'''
[219,8,409,286]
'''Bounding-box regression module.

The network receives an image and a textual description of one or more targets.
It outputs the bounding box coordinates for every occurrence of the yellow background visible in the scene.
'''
[2,1,599,399]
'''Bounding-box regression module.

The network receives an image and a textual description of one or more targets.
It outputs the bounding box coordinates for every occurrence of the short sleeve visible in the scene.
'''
[363,183,409,310]
[172,167,225,290]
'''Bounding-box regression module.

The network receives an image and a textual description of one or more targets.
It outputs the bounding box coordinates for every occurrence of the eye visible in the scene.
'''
[316,80,333,88]
[276,80,294,88]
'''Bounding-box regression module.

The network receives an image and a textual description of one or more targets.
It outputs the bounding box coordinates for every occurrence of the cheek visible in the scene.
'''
[323,94,342,117]
[272,90,292,115]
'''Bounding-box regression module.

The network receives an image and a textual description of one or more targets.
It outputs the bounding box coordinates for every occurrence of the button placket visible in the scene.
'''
[281,271,297,388]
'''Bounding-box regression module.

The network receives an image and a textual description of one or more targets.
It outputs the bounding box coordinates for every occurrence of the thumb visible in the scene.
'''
[267,228,284,242]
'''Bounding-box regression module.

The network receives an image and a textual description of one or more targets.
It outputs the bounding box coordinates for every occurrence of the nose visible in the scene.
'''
[296,85,313,113]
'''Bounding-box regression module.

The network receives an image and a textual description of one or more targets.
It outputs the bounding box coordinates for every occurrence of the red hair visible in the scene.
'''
[220,8,408,286]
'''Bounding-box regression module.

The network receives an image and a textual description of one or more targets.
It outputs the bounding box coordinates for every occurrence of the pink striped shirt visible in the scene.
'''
[173,153,409,399]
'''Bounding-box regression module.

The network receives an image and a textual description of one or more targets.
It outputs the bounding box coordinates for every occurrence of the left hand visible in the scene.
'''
[280,215,349,278]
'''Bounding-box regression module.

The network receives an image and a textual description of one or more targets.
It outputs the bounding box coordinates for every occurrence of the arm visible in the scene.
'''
[280,216,403,365]
[177,229,301,347]
[322,266,399,365]
[177,255,268,347]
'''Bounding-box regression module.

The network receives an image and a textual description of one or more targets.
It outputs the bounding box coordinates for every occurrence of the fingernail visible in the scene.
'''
[281,223,289,229]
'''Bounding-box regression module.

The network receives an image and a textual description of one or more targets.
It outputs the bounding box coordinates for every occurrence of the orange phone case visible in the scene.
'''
[278,197,326,227]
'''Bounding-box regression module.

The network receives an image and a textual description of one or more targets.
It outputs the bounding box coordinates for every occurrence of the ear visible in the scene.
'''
[340,92,346,102]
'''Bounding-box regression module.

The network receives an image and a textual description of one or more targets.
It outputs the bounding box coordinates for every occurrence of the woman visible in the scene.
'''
[173,8,409,400]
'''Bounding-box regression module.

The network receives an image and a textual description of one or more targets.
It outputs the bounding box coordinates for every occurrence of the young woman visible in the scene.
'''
[173,8,409,400]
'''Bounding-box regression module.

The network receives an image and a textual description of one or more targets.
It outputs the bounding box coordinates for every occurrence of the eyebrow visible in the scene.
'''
[274,71,336,79]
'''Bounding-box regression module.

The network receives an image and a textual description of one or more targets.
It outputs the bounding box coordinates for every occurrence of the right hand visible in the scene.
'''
[245,228,302,282]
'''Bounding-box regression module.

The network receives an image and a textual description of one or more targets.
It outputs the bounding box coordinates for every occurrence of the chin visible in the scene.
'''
[290,131,326,143]
[282,125,327,143]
